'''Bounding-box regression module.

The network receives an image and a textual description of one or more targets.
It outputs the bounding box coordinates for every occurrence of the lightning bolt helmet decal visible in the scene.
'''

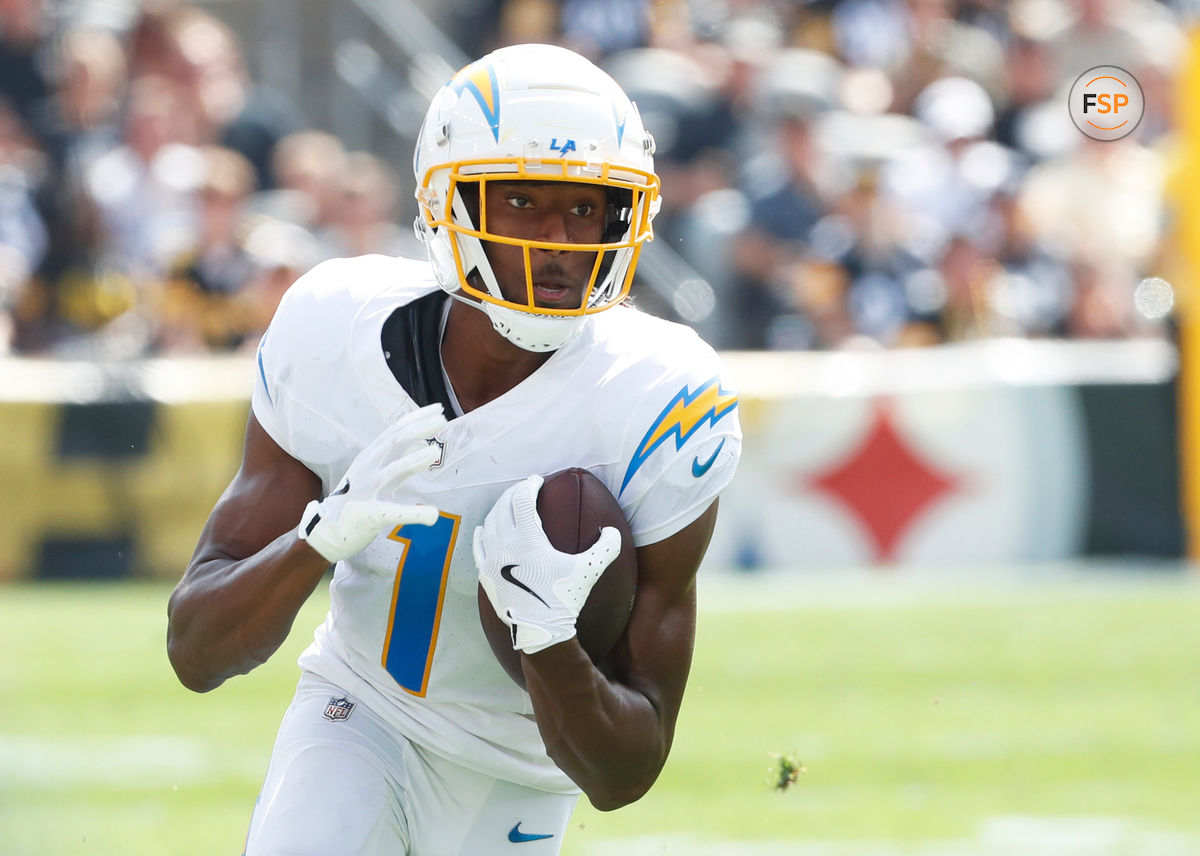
[449,59,502,141]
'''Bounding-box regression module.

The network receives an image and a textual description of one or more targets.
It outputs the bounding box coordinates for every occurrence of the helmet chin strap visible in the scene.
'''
[444,285,586,352]
[484,301,586,352]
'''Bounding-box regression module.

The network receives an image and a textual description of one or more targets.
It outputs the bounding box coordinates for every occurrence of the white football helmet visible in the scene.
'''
[413,43,661,352]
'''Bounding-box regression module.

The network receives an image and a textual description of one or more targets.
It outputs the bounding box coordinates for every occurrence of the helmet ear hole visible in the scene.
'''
[595,188,634,289]
[603,188,633,243]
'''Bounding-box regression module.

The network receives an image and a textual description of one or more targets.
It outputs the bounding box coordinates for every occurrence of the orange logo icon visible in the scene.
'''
[1069,65,1144,141]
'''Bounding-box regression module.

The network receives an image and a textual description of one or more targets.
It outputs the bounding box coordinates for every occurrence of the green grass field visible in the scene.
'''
[3,567,1199,855]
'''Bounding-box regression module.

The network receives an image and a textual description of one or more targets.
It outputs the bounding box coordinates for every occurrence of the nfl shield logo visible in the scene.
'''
[323,696,355,722]
[427,437,445,468]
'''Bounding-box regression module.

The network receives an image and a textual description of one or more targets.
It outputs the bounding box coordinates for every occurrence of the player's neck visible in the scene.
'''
[440,300,553,413]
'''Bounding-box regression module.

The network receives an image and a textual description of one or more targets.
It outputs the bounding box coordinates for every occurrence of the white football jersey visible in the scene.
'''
[252,254,741,793]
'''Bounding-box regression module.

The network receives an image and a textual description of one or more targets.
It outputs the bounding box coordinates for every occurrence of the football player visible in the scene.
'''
[167,43,741,855]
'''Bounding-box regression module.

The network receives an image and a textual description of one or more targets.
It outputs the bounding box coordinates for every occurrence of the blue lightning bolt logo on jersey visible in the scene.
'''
[620,377,739,496]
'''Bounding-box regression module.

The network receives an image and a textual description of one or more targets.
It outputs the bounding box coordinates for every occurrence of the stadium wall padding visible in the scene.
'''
[0,341,1183,580]
[705,340,1183,569]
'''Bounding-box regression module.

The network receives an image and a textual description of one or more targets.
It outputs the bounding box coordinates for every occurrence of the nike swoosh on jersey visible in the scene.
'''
[691,438,726,477]
[500,564,549,607]
[508,823,554,843]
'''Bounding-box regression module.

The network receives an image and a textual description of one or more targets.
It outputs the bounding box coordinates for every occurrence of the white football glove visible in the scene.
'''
[474,474,622,655]
[298,403,446,563]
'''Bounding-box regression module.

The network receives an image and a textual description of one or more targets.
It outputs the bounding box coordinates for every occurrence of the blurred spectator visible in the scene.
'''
[657,148,749,348]
[1132,57,1175,145]
[19,168,126,354]
[492,0,559,48]
[832,0,1004,109]
[1020,137,1165,273]
[993,36,1059,159]
[317,151,421,260]
[562,0,650,58]
[929,232,995,340]
[253,130,346,233]
[882,76,1014,242]
[604,47,735,170]
[0,0,51,132]
[160,5,301,190]
[158,146,258,352]
[748,113,826,247]
[820,165,928,346]
[719,44,858,348]
[1050,0,1149,87]
[0,98,47,353]
[34,27,127,173]
[126,0,183,80]
[727,109,832,349]
[978,189,1072,337]
[84,74,203,281]
[1061,257,1138,339]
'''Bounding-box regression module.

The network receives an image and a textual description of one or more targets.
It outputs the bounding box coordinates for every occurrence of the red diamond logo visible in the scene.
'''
[803,399,960,562]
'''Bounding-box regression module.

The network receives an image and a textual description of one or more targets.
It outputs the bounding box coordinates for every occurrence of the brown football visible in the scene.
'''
[478,468,638,688]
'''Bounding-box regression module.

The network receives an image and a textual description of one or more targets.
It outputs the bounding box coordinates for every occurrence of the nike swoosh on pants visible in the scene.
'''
[509,822,554,843]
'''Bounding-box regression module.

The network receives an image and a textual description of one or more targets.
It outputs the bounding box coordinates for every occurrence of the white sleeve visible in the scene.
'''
[251,332,287,451]
[249,270,330,463]
[245,260,364,489]
[616,365,742,548]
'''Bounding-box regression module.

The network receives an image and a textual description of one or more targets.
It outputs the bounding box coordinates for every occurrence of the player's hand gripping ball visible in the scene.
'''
[475,468,637,687]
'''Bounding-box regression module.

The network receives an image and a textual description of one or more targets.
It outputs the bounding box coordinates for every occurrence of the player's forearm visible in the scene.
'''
[167,533,329,693]
[522,642,670,811]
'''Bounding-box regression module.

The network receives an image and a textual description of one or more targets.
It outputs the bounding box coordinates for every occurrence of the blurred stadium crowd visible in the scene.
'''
[0,0,1189,356]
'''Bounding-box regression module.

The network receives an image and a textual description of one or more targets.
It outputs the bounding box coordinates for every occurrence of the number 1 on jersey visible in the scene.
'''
[381,512,460,696]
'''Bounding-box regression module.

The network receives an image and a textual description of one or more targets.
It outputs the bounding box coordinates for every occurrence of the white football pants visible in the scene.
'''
[243,673,578,855]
